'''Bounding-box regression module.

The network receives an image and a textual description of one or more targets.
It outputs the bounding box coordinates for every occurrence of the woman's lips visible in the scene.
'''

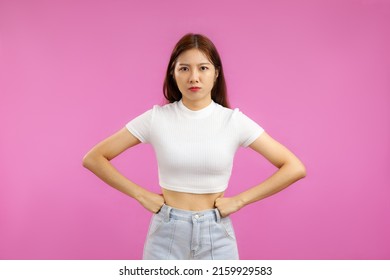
[189,87,201,92]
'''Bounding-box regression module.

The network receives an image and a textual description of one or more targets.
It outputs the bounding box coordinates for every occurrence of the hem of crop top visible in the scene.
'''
[159,182,227,194]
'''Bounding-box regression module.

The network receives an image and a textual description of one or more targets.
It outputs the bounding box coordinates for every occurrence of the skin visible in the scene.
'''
[82,48,306,217]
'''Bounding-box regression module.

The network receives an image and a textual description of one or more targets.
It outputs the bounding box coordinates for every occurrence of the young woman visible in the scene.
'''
[82,33,306,260]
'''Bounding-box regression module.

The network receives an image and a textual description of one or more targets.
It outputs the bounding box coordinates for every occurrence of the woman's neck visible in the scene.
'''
[181,97,212,111]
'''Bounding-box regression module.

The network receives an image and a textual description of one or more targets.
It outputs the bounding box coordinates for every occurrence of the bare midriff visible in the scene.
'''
[162,188,224,211]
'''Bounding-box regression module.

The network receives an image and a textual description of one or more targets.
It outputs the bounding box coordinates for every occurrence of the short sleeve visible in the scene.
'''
[125,108,154,143]
[234,109,265,147]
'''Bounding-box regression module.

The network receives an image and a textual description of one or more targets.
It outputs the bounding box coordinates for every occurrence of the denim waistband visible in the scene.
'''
[158,204,221,223]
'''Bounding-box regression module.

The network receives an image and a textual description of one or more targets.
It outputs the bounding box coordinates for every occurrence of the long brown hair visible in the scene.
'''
[163,33,230,108]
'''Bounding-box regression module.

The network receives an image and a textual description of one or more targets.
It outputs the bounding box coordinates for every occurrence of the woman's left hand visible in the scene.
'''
[214,197,244,217]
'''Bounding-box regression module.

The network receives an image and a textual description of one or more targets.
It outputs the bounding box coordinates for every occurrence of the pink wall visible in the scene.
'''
[1,0,389,259]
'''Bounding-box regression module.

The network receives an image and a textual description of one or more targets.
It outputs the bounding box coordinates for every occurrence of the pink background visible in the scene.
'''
[1,0,389,260]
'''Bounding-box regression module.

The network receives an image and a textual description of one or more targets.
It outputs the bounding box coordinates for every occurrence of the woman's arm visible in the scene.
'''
[82,127,165,213]
[215,132,306,217]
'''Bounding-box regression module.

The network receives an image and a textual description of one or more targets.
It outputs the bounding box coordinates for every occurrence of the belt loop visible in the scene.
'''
[214,208,221,223]
[164,204,172,222]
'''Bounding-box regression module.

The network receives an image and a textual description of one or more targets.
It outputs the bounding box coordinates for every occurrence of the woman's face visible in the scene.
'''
[173,48,218,109]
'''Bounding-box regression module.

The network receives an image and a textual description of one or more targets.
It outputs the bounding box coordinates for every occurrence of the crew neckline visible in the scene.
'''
[177,99,217,119]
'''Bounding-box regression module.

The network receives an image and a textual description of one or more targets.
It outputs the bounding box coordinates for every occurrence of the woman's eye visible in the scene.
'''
[200,66,209,71]
[179,67,188,71]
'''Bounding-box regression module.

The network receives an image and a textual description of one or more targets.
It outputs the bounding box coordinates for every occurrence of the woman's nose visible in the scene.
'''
[189,70,199,83]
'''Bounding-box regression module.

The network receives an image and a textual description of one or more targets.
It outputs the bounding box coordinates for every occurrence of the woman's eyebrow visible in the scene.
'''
[177,62,211,66]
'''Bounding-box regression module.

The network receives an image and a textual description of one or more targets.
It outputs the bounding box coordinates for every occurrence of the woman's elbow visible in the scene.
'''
[82,151,99,170]
[283,158,306,180]
[294,161,307,179]
[82,153,92,169]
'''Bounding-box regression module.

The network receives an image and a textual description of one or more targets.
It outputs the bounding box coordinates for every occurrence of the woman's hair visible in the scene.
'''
[163,33,230,108]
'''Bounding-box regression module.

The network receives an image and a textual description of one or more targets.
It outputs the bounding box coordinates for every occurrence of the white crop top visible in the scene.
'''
[125,99,264,194]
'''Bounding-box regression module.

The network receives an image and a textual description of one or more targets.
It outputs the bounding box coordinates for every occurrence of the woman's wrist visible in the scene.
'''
[235,193,249,209]
[133,188,149,203]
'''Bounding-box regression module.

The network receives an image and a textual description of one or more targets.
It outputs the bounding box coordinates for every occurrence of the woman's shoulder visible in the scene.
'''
[215,103,242,117]
[151,101,179,113]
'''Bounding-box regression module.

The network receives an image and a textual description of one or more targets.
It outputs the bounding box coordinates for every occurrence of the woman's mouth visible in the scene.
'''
[189,87,201,92]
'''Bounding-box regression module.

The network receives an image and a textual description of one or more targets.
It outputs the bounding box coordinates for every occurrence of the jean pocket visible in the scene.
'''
[217,217,236,240]
[147,214,164,237]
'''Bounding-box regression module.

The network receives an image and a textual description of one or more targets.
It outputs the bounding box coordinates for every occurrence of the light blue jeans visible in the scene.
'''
[143,204,239,260]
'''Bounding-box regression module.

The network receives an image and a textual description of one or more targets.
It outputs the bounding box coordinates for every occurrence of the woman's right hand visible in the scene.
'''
[137,190,165,213]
